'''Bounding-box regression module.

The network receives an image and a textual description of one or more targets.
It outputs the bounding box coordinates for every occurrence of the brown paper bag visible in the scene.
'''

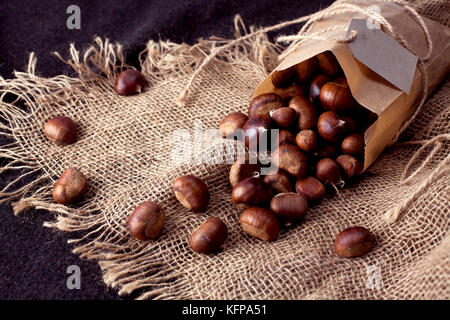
[254,1,450,170]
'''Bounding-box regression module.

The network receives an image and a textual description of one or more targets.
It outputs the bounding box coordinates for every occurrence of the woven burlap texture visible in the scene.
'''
[0,0,449,299]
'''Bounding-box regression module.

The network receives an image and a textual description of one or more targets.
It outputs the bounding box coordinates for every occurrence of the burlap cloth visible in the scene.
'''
[0,0,448,299]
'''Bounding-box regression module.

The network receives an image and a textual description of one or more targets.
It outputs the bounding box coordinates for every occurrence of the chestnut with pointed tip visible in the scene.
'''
[272,84,305,101]
[288,96,317,130]
[341,133,365,155]
[320,78,356,113]
[44,116,77,145]
[296,130,317,153]
[315,158,342,184]
[229,159,261,188]
[271,67,296,88]
[128,201,165,241]
[295,176,326,201]
[270,107,297,128]
[53,168,87,204]
[114,69,147,95]
[317,111,347,142]
[240,207,280,241]
[294,56,318,83]
[243,116,272,149]
[189,217,228,254]
[317,51,342,77]
[271,144,308,179]
[309,74,331,103]
[263,169,293,194]
[231,177,272,209]
[270,193,309,221]
[219,112,249,138]
[248,93,284,118]
[173,175,209,212]
[336,154,363,178]
[334,226,374,258]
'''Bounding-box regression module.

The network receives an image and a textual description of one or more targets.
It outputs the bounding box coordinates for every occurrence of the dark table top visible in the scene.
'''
[0,0,333,299]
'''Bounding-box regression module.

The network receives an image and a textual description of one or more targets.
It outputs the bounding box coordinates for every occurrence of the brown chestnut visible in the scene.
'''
[294,56,318,83]
[53,168,87,204]
[271,144,308,179]
[341,133,365,155]
[128,201,165,241]
[229,159,261,187]
[248,93,284,118]
[315,158,342,184]
[189,217,227,254]
[219,112,248,138]
[270,107,297,128]
[44,116,77,145]
[336,154,363,178]
[296,130,317,153]
[231,177,272,209]
[288,96,317,130]
[317,111,347,142]
[173,175,209,212]
[277,130,296,145]
[271,67,296,88]
[272,84,305,101]
[243,116,271,149]
[114,69,147,95]
[316,51,342,77]
[316,142,339,159]
[270,193,308,221]
[295,176,326,201]
[240,207,280,241]
[263,169,293,194]
[309,74,331,103]
[320,78,356,112]
[334,226,374,258]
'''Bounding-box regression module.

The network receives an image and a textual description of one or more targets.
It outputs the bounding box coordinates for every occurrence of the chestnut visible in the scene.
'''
[334,226,374,258]
[320,78,356,113]
[309,74,331,103]
[248,93,284,118]
[296,130,317,153]
[229,159,261,187]
[341,133,365,155]
[295,176,326,201]
[317,111,347,142]
[271,67,296,88]
[231,177,272,209]
[272,84,305,101]
[219,112,248,138]
[243,116,271,149]
[114,69,147,95]
[288,96,317,130]
[173,175,209,212]
[294,56,318,83]
[315,158,342,184]
[240,207,280,241]
[270,107,297,128]
[316,51,342,77]
[44,116,77,145]
[271,144,308,179]
[128,201,165,241]
[263,169,293,194]
[269,193,308,221]
[277,130,296,145]
[336,154,363,178]
[316,142,339,159]
[189,217,227,254]
[52,168,87,204]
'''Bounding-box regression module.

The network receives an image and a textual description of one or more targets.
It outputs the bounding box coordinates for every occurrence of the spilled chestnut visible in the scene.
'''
[114,69,147,95]
[229,159,261,187]
[173,175,209,212]
[189,217,227,254]
[296,130,317,153]
[219,112,248,138]
[288,96,317,130]
[317,111,347,143]
[295,176,326,201]
[271,144,308,179]
[336,154,363,178]
[270,107,297,128]
[315,158,342,184]
[248,93,284,118]
[44,116,77,145]
[53,168,87,204]
[240,207,280,241]
[320,78,356,113]
[334,226,374,258]
[263,169,293,194]
[128,201,165,241]
[341,133,364,155]
[269,193,309,221]
[271,67,296,88]
[231,177,272,209]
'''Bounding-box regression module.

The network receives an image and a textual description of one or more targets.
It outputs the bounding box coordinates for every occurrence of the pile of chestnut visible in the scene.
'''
[42,61,376,259]
[219,51,377,257]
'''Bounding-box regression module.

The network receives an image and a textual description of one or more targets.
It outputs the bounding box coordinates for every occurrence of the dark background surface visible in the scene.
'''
[0,0,333,299]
